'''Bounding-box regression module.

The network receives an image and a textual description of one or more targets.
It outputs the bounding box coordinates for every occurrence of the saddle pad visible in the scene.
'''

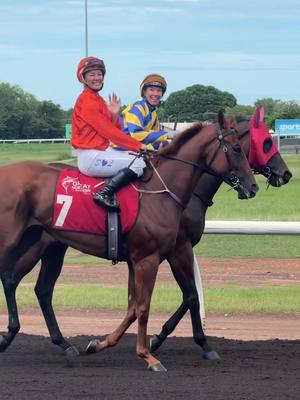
[52,169,139,235]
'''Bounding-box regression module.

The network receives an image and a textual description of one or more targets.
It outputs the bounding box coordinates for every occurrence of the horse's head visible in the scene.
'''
[156,117,258,203]
[237,106,292,187]
[215,112,259,199]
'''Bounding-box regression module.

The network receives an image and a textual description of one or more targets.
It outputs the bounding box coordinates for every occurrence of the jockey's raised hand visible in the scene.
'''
[108,92,121,117]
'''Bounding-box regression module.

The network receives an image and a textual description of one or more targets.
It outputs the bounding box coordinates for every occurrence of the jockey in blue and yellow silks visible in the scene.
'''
[120,74,170,150]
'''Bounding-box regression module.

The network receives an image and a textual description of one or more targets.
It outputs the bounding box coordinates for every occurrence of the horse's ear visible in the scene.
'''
[253,105,265,128]
[218,111,225,128]
[228,115,236,125]
[258,106,265,123]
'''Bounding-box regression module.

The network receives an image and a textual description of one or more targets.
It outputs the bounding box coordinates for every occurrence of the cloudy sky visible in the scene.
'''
[1,0,299,110]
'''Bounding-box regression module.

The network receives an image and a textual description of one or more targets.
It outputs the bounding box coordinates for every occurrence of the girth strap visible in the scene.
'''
[107,210,121,264]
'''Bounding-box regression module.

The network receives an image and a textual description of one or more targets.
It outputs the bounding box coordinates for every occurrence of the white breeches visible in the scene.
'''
[76,147,146,177]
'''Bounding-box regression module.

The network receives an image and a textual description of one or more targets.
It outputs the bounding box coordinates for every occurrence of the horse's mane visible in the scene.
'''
[158,122,203,156]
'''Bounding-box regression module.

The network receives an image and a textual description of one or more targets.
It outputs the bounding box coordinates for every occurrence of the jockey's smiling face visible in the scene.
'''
[144,86,163,107]
[84,70,104,92]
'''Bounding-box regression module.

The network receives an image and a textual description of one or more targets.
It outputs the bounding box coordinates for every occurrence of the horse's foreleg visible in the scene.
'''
[170,244,219,359]
[152,242,219,359]
[149,244,193,352]
[34,243,79,358]
[86,262,137,354]
[0,272,20,351]
[150,302,188,352]
[135,256,166,371]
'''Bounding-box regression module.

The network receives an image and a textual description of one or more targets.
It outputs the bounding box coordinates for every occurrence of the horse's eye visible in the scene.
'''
[263,138,273,153]
[233,145,242,154]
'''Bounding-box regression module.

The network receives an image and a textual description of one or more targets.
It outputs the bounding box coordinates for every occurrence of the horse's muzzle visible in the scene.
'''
[238,183,259,200]
[269,170,292,187]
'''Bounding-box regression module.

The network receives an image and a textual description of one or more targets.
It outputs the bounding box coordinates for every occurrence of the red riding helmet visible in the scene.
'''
[77,56,106,83]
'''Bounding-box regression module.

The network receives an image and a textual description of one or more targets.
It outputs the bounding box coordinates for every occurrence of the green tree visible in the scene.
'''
[159,85,237,122]
[65,108,73,123]
[0,82,67,139]
[0,83,36,139]
[225,104,255,121]
[35,100,66,138]
[255,98,300,129]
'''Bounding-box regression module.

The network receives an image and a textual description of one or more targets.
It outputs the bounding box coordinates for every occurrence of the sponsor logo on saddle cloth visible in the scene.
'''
[249,107,278,168]
[52,169,139,235]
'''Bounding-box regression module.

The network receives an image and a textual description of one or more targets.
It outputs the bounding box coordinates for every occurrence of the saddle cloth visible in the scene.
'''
[52,168,139,235]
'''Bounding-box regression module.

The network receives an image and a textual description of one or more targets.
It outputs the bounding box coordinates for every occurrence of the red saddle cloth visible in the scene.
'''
[52,169,139,235]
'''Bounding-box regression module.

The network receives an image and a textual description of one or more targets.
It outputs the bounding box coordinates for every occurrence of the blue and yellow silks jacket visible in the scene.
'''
[120,99,170,150]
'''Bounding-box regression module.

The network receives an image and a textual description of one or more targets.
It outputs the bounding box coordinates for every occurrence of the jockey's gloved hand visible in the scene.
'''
[141,143,155,152]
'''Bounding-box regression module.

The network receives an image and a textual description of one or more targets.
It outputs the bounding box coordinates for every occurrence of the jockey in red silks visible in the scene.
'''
[72,56,151,210]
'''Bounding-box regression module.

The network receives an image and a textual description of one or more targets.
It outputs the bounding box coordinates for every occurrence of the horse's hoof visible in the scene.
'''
[149,335,161,353]
[85,340,99,355]
[0,335,9,352]
[148,362,167,372]
[65,345,80,359]
[203,350,220,360]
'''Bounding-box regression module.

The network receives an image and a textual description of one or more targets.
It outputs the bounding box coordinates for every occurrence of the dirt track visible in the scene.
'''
[1,258,299,399]
[1,333,299,400]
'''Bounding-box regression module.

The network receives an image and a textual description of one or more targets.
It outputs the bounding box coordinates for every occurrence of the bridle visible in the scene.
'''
[161,123,242,191]
[134,122,250,207]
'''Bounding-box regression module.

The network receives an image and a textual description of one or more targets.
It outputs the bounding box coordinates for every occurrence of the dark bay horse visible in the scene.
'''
[86,107,292,359]
[0,115,258,371]
[149,127,292,354]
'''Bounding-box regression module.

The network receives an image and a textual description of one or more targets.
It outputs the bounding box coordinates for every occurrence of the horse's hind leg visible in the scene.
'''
[0,271,20,351]
[0,226,44,351]
[86,262,137,353]
[34,242,79,358]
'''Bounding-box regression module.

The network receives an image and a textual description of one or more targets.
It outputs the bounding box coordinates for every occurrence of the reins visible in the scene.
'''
[132,123,240,207]
[131,158,185,207]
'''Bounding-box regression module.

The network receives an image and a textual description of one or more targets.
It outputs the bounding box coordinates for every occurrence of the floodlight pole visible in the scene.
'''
[85,0,88,56]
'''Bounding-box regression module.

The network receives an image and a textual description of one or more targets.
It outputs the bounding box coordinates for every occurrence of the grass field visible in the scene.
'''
[1,284,299,313]
[0,145,298,260]
[206,155,300,221]
[0,143,74,166]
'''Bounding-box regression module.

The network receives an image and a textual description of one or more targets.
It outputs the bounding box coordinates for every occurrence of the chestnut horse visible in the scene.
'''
[2,109,289,362]
[1,109,292,365]
[0,115,257,371]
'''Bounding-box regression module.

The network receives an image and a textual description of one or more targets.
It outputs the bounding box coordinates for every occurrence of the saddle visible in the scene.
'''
[52,168,139,263]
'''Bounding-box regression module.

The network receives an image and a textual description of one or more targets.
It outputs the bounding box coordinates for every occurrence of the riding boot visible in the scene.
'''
[93,168,138,210]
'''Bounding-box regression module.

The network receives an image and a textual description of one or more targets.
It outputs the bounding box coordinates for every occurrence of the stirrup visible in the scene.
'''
[93,193,120,210]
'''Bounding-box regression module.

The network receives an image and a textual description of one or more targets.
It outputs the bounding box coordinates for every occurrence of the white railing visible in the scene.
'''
[196,220,300,323]
[204,221,300,235]
[0,138,70,144]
